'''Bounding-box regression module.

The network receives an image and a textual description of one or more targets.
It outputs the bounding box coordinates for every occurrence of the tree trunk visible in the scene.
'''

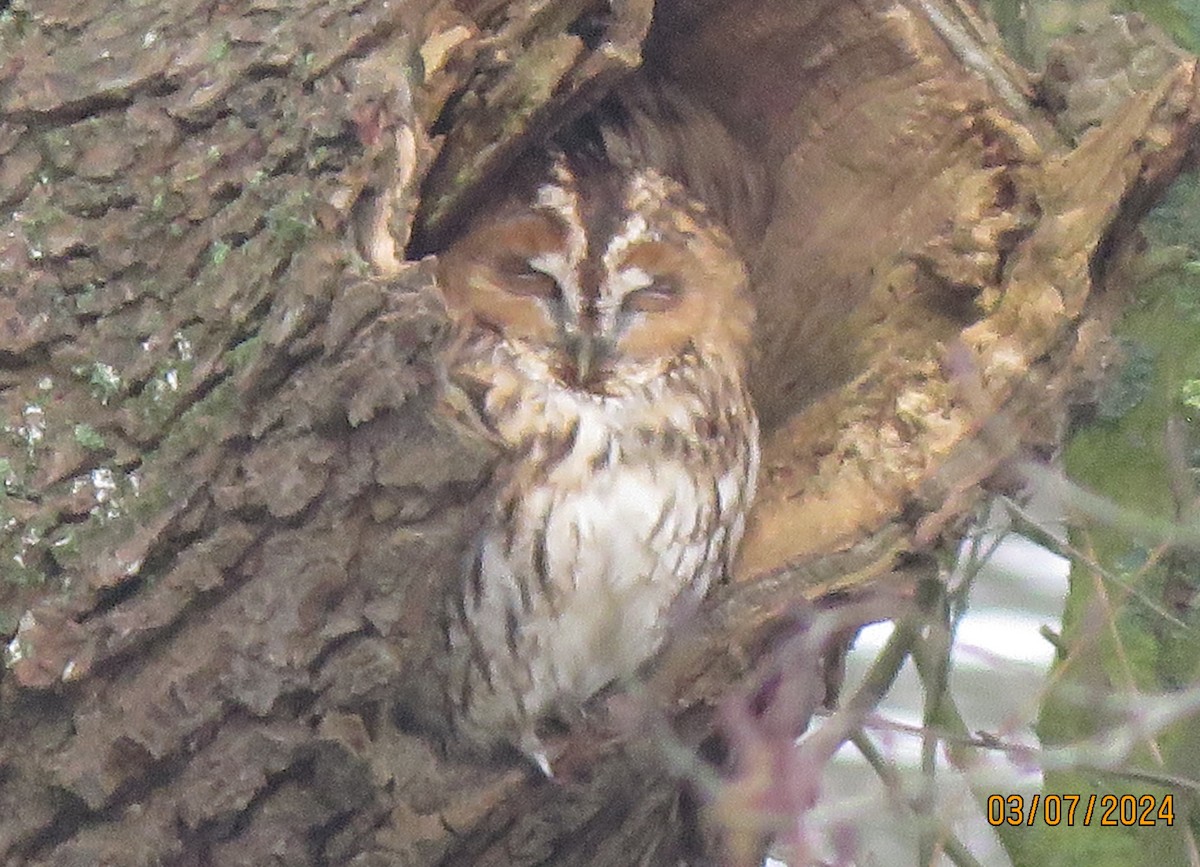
[1,0,1197,864]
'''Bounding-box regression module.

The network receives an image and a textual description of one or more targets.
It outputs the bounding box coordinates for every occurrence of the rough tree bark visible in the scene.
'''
[1,0,1198,864]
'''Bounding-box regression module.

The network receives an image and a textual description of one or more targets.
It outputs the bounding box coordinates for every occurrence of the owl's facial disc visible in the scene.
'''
[511,180,696,389]
[437,153,752,393]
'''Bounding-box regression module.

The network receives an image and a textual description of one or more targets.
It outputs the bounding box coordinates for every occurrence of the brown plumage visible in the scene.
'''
[437,148,759,772]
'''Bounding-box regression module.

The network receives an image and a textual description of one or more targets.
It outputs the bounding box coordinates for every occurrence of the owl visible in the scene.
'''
[436,146,759,773]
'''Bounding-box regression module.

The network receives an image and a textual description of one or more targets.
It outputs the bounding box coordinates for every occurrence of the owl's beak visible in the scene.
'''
[565,332,608,385]
[575,333,596,383]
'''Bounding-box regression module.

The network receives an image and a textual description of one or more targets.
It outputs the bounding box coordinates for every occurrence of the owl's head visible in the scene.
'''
[437,151,753,392]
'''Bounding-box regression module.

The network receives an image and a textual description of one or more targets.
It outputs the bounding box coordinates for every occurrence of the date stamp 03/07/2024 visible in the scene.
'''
[987,794,1176,828]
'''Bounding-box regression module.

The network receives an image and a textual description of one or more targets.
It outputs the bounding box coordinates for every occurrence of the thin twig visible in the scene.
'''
[851,731,988,867]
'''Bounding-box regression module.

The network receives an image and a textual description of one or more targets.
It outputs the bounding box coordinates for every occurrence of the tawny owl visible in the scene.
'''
[437,146,759,772]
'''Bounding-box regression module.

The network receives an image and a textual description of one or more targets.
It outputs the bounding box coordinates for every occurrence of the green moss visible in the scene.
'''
[1098,339,1156,420]
[1179,378,1200,411]
[306,146,331,172]
[1028,175,1200,866]
[72,361,122,405]
[0,607,19,638]
[264,191,314,248]
[72,423,106,450]
[210,239,231,267]
[0,515,52,589]
[207,36,231,62]
[46,528,80,567]
[17,201,69,255]
[1010,785,1158,866]
[127,341,201,434]
[1116,0,1200,51]
[225,334,263,372]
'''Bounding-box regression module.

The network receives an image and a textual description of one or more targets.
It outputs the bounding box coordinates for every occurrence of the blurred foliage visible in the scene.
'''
[976,5,1200,865]
[1117,0,1200,50]
[987,0,1200,64]
[1022,166,1200,864]
[1096,338,1157,421]
[966,6,1200,866]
